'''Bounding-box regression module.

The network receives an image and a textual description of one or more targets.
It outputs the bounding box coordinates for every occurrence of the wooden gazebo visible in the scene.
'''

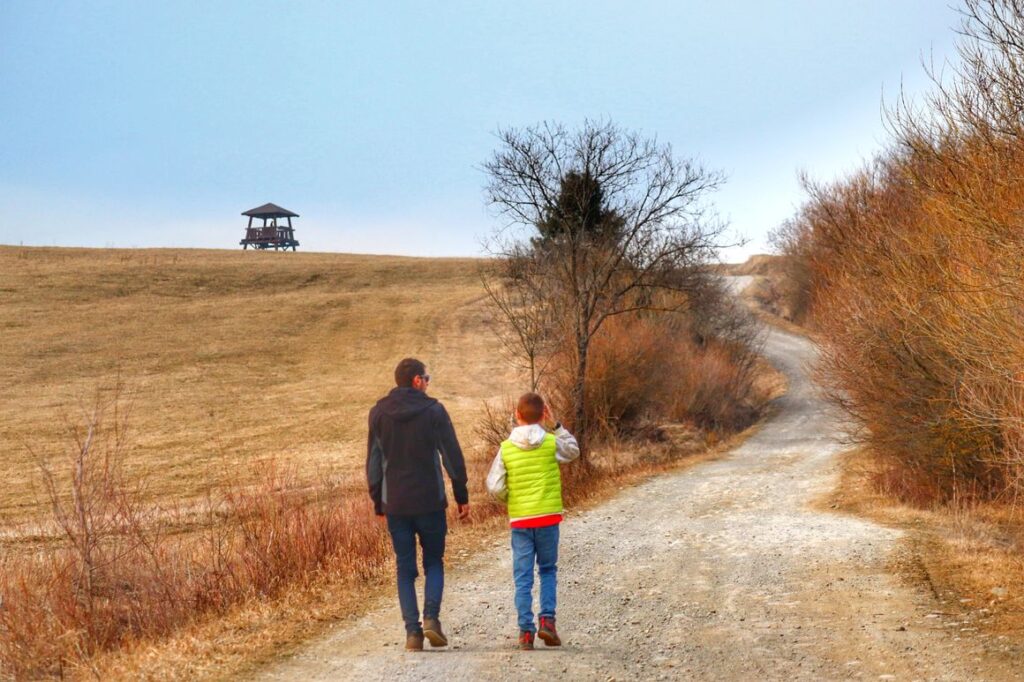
[240,203,300,251]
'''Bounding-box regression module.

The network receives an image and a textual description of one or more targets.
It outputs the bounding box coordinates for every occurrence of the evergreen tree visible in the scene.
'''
[534,171,624,246]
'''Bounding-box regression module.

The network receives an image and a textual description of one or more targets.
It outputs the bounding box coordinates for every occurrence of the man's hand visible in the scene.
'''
[457,503,471,521]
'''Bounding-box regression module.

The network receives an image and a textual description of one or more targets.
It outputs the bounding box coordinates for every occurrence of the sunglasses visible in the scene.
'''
[419,374,431,383]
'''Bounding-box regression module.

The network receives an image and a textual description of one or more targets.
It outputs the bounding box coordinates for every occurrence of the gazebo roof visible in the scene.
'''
[242,203,299,219]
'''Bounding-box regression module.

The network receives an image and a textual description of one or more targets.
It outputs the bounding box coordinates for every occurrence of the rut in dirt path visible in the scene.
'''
[256,284,1022,681]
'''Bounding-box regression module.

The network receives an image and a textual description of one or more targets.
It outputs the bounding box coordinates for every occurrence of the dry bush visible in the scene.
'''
[474,274,770,517]
[583,316,764,436]
[0,394,391,679]
[743,276,790,321]
[669,339,764,431]
[539,279,767,446]
[779,148,1022,504]
[667,277,767,433]
[766,223,815,323]
[573,314,678,438]
[474,397,516,454]
[773,0,1024,506]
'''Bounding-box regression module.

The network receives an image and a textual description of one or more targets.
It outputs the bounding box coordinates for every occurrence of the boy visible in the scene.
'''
[485,392,580,650]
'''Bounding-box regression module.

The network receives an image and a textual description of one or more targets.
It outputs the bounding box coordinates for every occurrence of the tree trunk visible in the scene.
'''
[572,337,589,464]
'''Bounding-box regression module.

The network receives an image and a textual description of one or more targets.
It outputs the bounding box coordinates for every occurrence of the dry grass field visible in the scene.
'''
[0,246,785,678]
[0,246,516,525]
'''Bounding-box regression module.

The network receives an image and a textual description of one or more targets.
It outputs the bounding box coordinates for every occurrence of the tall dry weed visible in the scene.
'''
[0,393,391,679]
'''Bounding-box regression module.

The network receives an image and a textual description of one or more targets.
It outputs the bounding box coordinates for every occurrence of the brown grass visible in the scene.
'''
[0,246,518,677]
[0,245,784,679]
[822,447,1024,639]
[0,388,391,679]
[0,246,514,524]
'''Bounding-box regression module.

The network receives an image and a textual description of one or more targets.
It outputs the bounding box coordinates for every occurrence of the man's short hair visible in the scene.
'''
[517,392,545,425]
[395,358,426,388]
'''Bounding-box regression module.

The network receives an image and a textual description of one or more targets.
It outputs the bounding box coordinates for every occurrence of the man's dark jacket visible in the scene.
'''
[366,387,469,516]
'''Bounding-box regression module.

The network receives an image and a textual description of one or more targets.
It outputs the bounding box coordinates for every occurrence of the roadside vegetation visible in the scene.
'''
[0,147,779,682]
[770,0,1024,636]
[481,120,769,452]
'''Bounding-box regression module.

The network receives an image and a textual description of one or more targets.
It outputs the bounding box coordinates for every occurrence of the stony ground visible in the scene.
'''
[255,288,1023,681]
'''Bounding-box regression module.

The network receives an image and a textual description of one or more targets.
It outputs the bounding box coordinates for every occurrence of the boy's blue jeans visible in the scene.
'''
[386,510,447,635]
[511,524,559,633]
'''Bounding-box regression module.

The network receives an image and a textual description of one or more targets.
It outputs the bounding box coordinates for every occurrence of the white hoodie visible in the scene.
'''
[485,423,580,504]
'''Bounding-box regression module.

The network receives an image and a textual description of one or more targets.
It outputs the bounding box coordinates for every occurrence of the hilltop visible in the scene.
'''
[0,246,513,523]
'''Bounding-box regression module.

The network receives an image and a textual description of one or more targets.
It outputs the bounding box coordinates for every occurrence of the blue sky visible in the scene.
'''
[0,1,961,260]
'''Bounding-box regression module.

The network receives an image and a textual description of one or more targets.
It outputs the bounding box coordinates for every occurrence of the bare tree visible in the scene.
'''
[483,120,730,456]
[480,245,561,391]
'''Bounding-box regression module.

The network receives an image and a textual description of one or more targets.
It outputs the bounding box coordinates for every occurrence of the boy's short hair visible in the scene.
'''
[516,392,545,424]
[394,358,426,388]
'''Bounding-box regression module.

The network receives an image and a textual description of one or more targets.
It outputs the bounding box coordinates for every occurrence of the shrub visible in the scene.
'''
[540,277,766,444]
[772,0,1024,505]
[0,394,390,679]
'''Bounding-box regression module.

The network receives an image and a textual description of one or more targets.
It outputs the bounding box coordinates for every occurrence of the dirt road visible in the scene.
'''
[256,282,1021,681]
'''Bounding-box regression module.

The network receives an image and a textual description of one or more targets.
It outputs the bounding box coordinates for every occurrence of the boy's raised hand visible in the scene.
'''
[542,404,557,431]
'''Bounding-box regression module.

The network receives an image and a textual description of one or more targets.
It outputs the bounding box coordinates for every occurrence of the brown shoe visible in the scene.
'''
[538,616,561,646]
[518,630,535,650]
[405,631,424,651]
[422,618,448,647]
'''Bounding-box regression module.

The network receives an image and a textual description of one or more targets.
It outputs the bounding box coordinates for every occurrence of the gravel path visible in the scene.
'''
[255,283,1021,681]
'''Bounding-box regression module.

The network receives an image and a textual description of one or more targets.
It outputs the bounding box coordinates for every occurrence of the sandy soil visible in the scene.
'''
[254,279,1022,681]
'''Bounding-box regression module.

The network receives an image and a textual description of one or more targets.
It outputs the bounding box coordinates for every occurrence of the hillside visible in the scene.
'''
[0,247,790,679]
[0,246,514,523]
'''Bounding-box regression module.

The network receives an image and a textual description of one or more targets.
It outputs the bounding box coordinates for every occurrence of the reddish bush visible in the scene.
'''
[0,396,391,679]
[541,284,766,445]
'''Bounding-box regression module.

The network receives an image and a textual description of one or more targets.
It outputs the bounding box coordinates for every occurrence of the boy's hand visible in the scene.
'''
[457,503,471,521]
[542,405,558,431]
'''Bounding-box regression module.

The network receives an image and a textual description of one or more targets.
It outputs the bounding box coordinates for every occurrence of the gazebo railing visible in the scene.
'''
[242,227,297,242]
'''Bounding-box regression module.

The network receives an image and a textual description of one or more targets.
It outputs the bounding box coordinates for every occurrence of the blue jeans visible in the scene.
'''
[511,524,559,633]
[386,510,447,635]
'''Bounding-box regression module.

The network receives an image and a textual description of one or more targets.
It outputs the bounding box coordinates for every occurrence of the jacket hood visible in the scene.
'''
[508,423,548,450]
[376,387,438,422]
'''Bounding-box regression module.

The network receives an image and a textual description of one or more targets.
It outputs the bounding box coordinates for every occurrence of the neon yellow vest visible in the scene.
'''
[500,433,562,519]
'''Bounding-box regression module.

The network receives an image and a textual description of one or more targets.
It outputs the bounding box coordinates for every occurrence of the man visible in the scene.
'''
[367,357,470,651]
